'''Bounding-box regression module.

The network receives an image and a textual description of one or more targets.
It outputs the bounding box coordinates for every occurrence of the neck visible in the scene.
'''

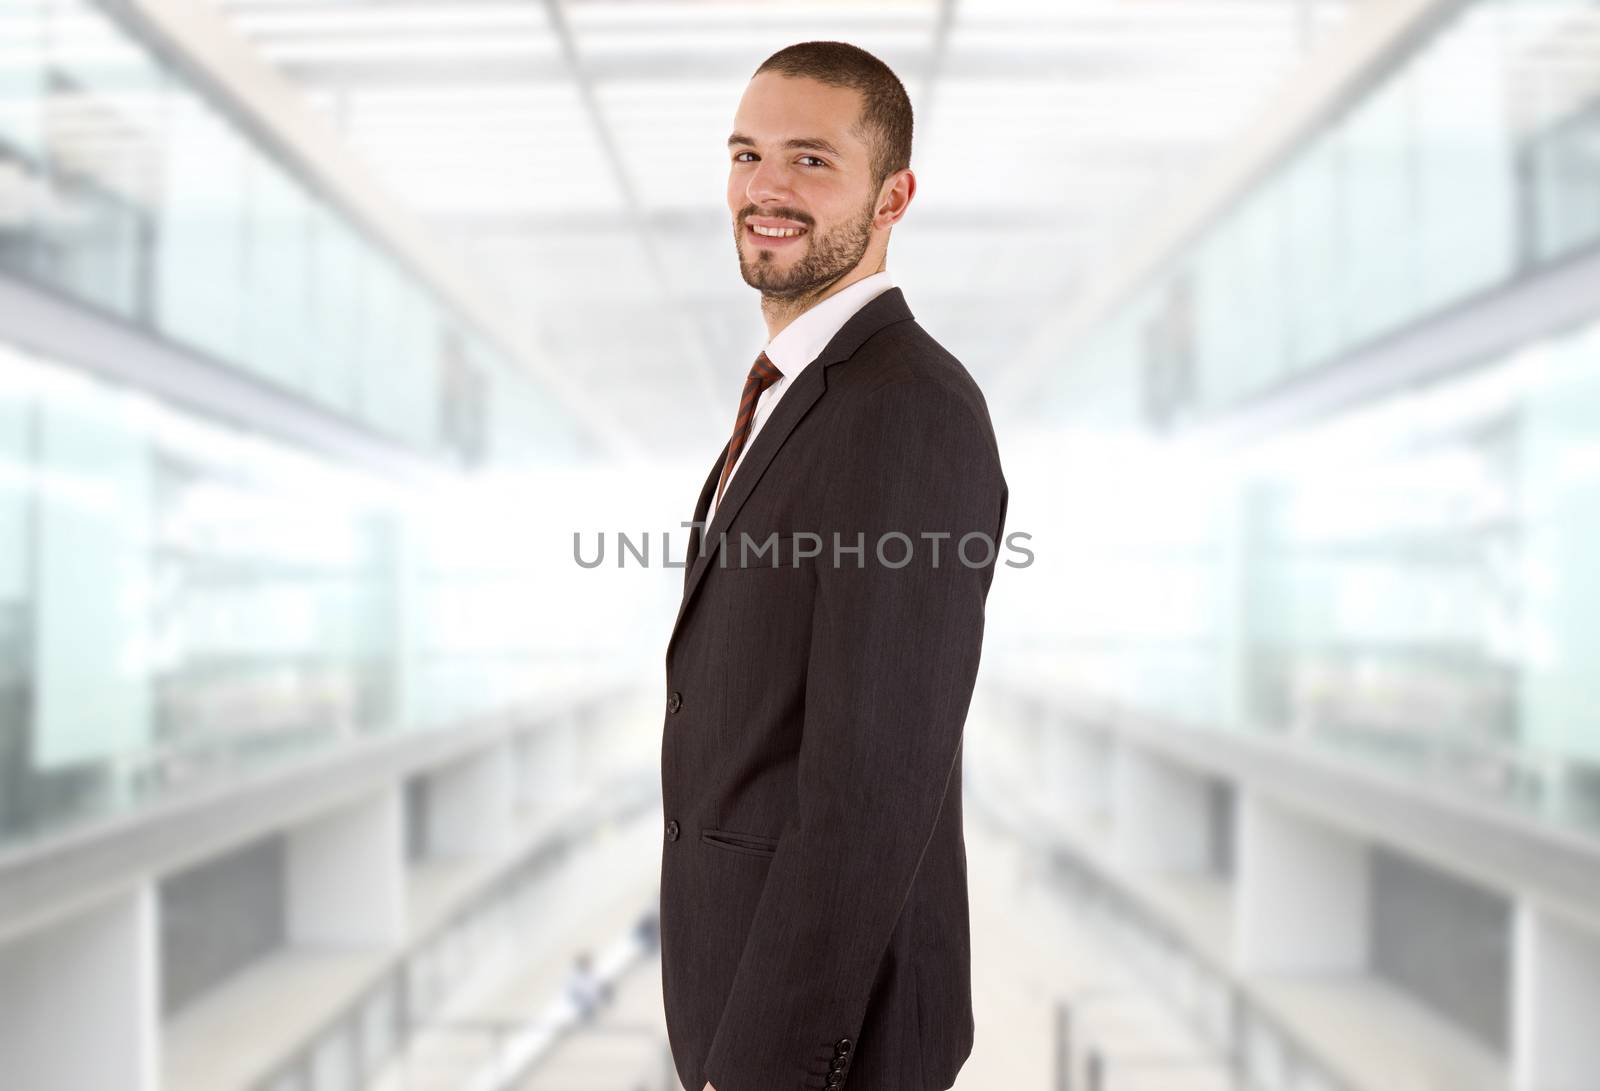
[760,257,885,341]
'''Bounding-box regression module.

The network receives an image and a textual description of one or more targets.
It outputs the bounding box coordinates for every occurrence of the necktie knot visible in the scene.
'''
[747,350,783,391]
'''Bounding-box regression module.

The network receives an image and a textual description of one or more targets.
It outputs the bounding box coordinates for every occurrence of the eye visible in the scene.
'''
[733,151,756,162]
[799,155,827,167]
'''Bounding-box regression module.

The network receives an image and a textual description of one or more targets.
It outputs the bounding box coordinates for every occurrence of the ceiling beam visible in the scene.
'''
[125,0,644,459]
[539,0,726,437]
[274,48,1182,87]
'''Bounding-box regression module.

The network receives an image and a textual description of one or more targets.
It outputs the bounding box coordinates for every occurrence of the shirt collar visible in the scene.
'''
[761,270,895,382]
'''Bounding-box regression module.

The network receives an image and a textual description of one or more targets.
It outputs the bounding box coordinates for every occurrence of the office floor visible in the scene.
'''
[482,798,1239,1091]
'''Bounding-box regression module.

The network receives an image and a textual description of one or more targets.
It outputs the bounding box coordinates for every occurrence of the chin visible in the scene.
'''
[746,243,799,261]
[741,268,795,294]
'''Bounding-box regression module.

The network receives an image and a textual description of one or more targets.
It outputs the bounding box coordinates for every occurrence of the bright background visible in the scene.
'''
[1,1,1599,1090]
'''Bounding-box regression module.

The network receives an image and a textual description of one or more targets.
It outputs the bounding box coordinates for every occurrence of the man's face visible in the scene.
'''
[727,72,880,300]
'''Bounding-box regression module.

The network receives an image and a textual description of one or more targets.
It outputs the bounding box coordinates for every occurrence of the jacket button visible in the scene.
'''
[829,1056,846,1072]
[665,819,679,842]
[667,690,683,714]
[834,1037,852,1054]
[825,1073,843,1087]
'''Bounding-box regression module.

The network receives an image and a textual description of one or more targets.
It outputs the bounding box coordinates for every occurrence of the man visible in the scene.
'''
[660,40,1007,1091]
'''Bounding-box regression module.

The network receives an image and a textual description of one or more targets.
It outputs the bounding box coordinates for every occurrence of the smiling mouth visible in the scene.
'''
[746,222,808,243]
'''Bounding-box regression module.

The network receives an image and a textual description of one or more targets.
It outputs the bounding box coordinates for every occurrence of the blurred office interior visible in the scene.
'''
[1,0,1598,1088]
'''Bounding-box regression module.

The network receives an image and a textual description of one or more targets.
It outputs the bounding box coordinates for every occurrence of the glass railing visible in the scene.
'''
[0,0,584,465]
[0,339,607,853]
[1016,312,1600,838]
[1016,0,1600,839]
[1044,0,1600,430]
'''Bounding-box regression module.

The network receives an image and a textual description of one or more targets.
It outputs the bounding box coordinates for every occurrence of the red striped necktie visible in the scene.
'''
[715,350,784,510]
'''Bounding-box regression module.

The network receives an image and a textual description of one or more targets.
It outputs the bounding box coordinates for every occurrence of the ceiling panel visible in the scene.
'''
[212,0,1355,456]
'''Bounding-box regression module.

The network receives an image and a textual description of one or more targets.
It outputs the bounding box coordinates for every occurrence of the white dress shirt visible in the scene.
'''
[708,270,895,525]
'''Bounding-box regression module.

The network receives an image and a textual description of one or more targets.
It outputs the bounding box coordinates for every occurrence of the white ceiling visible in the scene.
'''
[210,0,1355,454]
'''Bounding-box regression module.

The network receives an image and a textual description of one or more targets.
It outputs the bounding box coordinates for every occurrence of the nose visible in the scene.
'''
[745,157,791,206]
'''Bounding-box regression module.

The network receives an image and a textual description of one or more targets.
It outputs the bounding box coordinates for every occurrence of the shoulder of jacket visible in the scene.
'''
[839,325,994,434]
[844,320,980,392]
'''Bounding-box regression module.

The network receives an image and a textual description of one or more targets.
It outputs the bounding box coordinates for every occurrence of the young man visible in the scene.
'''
[659,40,1008,1091]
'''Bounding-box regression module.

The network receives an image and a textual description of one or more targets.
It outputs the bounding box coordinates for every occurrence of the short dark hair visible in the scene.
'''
[754,41,913,190]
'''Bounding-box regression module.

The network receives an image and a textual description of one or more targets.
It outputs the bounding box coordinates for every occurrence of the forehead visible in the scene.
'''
[733,72,866,148]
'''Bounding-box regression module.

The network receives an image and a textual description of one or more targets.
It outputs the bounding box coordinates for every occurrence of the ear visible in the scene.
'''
[875,167,916,229]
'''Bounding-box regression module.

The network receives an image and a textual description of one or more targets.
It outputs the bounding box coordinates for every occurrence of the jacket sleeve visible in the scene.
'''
[702,378,1008,1090]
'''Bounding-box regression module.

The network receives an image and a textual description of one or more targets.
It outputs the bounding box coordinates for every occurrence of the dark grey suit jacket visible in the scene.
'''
[659,287,1008,1091]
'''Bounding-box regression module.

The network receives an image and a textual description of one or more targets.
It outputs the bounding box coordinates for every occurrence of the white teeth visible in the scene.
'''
[751,224,805,238]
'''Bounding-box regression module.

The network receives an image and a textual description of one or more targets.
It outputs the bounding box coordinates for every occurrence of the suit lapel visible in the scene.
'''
[666,286,915,661]
[683,440,728,589]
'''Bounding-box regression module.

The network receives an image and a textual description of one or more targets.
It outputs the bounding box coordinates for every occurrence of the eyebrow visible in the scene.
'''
[727,133,845,159]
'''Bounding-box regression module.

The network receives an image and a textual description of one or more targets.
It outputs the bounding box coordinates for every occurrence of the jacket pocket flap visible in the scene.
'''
[700,827,781,856]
